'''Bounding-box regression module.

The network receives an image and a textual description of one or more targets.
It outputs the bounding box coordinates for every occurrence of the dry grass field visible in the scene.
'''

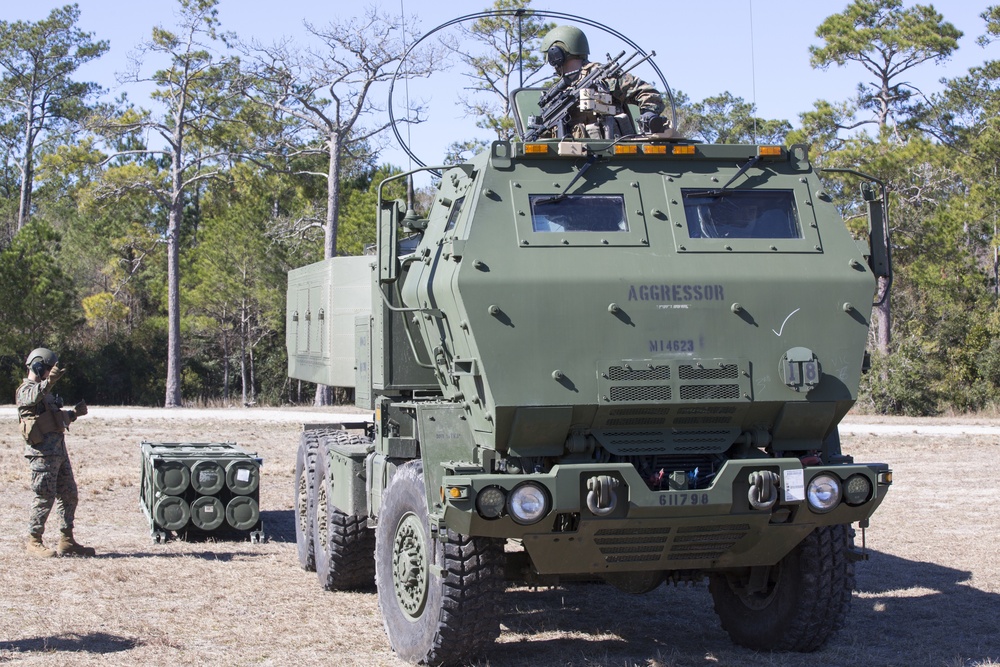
[1,410,999,667]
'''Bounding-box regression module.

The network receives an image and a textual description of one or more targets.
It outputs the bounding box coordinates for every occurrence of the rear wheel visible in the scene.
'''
[375,461,504,665]
[294,430,323,571]
[708,524,855,652]
[314,431,376,591]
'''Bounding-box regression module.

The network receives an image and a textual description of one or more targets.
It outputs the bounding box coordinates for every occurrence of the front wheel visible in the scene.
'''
[375,461,504,665]
[708,524,855,652]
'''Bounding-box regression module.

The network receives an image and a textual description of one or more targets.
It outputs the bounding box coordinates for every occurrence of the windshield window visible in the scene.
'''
[530,194,629,233]
[682,190,801,239]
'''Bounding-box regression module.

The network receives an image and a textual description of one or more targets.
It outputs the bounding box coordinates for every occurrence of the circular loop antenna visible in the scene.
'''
[389,10,677,173]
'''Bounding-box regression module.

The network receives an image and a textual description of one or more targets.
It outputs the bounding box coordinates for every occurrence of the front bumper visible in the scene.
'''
[439,458,890,575]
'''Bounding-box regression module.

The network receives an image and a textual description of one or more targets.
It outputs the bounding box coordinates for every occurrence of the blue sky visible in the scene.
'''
[5,0,998,172]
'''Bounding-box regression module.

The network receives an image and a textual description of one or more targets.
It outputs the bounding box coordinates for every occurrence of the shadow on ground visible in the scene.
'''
[475,549,1000,667]
[259,509,294,541]
[0,632,138,657]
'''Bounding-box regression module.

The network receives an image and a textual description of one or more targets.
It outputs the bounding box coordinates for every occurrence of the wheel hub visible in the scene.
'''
[392,513,428,618]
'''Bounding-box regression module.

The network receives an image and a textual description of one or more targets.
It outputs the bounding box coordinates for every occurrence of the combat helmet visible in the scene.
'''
[541,25,590,60]
[25,348,58,376]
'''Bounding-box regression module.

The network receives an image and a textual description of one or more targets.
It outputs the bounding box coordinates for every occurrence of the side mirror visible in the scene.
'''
[861,181,876,202]
[378,198,406,283]
[863,182,890,279]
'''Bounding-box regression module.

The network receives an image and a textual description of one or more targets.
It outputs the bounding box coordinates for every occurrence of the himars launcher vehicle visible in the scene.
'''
[287,13,892,666]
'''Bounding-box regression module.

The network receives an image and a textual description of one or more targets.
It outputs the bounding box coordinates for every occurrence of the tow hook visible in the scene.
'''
[748,471,780,510]
[586,475,619,516]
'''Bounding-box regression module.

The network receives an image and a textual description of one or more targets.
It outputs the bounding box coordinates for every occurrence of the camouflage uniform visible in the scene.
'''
[16,377,79,537]
[561,61,665,139]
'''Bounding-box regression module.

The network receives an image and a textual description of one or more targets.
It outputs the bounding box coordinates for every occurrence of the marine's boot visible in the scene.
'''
[56,531,96,557]
[26,534,55,558]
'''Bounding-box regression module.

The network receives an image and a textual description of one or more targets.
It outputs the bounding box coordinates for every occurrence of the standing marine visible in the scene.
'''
[16,347,95,558]
[540,25,666,138]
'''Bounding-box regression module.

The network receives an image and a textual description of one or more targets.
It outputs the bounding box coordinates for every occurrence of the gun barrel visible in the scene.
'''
[522,49,654,141]
[538,75,571,107]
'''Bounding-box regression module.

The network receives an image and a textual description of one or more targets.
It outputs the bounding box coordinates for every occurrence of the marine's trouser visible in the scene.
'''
[27,441,78,536]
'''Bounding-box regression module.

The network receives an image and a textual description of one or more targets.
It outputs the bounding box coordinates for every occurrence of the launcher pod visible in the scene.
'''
[139,441,263,543]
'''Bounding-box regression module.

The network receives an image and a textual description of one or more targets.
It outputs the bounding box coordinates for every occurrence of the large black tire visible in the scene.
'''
[294,430,323,571]
[375,461,504,665]
[708,524,856,652]
[314,431,376,591]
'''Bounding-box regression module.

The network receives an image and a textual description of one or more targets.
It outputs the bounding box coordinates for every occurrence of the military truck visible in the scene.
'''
[287,16,892,666]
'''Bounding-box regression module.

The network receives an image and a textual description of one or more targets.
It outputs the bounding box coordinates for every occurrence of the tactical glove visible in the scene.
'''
[74,400,88,417]
[47,365,65,382]
[639,111,666,134]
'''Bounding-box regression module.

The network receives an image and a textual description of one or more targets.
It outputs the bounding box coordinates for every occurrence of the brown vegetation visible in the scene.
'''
[1,414,999,666]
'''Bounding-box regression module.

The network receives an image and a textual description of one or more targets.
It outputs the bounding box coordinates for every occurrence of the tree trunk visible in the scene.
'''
[323,131,341,259]
[165,193,183,407]
[223,331,230,402]
[240,299,249,406]
[249,344,256,406]
[315,130,343,407]
[16,97,36,231]
[164,122,185,408]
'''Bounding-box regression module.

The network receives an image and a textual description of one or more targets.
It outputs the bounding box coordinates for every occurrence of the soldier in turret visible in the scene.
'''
[541,25,666,139]
[16,348,95,558]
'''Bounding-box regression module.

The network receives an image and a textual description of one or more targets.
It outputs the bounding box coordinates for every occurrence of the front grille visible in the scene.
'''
[679,364,739,380]
[605,417,668,427]
[672,416,733,425]
[592,524,751,565]
[594,430,736,457]
[610,385,672,402]
[665,524,750,561]
[610,407,671,416]
[595,527,671,563]
[608,365,671,381]
[679,384,740,400]
[598,359,750,408]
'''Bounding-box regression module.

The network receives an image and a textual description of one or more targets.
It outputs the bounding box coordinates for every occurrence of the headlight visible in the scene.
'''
[475,486,506,519]
[843,474,873,505]
[507,483,551,525]
[806,474,841,513]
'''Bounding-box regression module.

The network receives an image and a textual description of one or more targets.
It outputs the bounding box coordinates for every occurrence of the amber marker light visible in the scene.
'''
[642,145,668,154]
[758,145,783,157]
[523,143,549,154]
[672,145,696,155]
[614,144,638,155]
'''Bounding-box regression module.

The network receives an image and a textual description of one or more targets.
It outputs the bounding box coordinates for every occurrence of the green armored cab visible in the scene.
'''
[288,14,892,665]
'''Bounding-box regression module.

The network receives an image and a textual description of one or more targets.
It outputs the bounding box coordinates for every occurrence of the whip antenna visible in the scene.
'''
[750,0,758,143]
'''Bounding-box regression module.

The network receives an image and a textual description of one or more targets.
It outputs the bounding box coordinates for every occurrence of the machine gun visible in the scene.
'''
[524,49,655,141]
